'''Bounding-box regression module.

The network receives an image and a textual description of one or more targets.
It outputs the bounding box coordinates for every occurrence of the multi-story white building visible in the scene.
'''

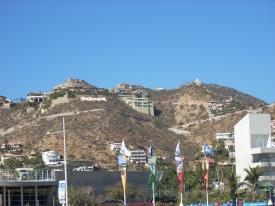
[129,149,147,164]
[121,95,154,116]
[234,113,275,185]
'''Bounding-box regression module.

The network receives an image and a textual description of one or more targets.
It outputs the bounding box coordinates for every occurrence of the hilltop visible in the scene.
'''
[0,79,271,168]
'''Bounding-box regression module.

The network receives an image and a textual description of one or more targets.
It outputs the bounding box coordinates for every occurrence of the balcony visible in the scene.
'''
[251,162,275,168]
[250,147,275,155]
[259,175,275,181]
[0,169,55,183]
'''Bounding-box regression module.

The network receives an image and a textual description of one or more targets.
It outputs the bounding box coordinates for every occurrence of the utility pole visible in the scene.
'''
[62,117,69,206]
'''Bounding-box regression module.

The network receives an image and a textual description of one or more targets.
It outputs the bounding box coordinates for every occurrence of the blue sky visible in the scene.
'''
[0,0,274,103]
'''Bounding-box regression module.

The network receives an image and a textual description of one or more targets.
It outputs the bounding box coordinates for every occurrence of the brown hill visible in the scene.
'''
[0,94,194,168]
[0,81,269,168]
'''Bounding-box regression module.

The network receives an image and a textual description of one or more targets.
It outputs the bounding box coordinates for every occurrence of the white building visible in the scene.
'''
[27,92,48,103]
[129,149,147,164]
[42,151,63,166]
[121,95,154,116]
[215,132,234,140]
[110,143,122,154]
[234,113,275,185]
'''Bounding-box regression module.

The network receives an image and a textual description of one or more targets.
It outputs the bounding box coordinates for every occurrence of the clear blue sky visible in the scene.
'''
[0,0,274,103]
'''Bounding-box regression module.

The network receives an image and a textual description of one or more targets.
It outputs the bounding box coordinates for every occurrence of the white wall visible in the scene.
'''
[234,113,272,182]
[234,114,251,182]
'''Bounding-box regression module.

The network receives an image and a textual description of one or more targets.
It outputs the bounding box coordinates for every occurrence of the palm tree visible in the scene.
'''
[225,169,240,201]
[244,166,263,191]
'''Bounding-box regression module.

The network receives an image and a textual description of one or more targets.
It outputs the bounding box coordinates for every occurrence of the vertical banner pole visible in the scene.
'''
[206,190,209,206]
[152,182,155,206]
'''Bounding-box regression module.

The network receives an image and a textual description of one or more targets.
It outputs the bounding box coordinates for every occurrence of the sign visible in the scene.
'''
[58,180,66,204]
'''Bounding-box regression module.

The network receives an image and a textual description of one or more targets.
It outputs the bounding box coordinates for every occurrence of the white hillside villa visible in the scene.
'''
[42,151,63,166]
[234,113,275,186]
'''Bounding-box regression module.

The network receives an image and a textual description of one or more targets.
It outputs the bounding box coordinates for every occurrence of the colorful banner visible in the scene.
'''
[148,145,157,181]
[202,143,214,191]
[175,142,184,193]
[203,143,214,157]
[148,144,157,206]
[118,139,128,206]
[121,167,127,194]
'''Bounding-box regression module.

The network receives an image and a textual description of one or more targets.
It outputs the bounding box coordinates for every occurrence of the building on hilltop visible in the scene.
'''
[193,78,202,85]
[53,78,96,93]
[0,96,12,109]
[234,113,275,186]
[26,92,48,103]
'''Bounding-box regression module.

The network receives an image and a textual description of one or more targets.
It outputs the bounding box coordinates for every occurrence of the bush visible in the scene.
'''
[69,187,98,206]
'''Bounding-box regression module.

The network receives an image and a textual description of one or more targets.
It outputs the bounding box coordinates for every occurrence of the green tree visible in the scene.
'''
[223,167,240,201]
[4,157,23,170]
[244,166,263,199]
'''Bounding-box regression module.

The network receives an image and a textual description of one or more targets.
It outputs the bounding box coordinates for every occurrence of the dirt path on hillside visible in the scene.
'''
[0,109,104,136]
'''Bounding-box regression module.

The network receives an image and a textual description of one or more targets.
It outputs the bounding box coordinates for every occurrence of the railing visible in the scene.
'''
[0,169,55,182]
[259,175,275,181]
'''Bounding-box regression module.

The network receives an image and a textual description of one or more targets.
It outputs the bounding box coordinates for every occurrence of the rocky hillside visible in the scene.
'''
[0,80,270,168]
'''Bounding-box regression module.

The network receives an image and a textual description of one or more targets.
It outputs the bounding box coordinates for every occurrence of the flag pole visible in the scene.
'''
[152,181,155,206]
[123,169,127,206]
[179,192,183,206]
[205,155,209,206]
[206,190,209,206]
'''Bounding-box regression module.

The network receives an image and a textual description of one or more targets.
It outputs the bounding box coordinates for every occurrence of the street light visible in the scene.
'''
[46,117,68,206]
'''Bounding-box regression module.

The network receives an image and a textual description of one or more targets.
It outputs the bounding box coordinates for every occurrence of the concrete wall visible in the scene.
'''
[50,95,70,108]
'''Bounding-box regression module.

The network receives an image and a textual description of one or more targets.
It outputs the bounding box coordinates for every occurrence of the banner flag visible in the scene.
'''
[118,139,128,206]
[148,144,157,185]
[175,142,184,193]
[203,143,214,157]
[120,139,130,157]
[202,143,214,192]
[121,167,127,193]
[148,144,157,206]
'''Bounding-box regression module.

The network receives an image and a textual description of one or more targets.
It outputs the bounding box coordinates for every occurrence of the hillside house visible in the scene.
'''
[129,149,147,164]
[42,151,63,166]
[0,153,22,165]
[1,143,23,153]
[121,95,154,116]
[156,88,166,91]
[110,143,122,154]
[0,96,12,109]
[215,132,235,159]
[27,92,48,103]
[209,101,223,110]
[215,132,234,140]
